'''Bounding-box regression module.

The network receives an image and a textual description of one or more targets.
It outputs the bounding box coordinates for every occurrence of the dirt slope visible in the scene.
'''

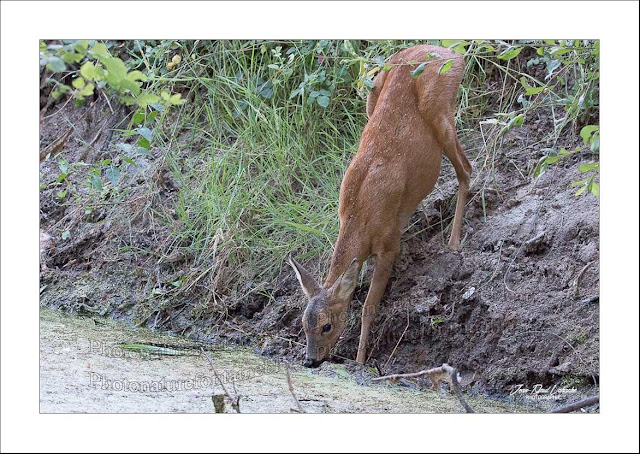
[40,98,599,397]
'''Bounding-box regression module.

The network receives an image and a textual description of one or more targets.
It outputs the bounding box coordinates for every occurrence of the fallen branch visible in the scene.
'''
[373,363,474,413]
[550,396,599,413]
[285,366,306,413]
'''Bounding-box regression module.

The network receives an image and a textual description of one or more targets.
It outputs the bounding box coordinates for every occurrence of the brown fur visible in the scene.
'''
[291,45,472,366]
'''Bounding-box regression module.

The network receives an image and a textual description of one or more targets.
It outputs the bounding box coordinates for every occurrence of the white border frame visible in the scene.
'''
[2,1,639,452]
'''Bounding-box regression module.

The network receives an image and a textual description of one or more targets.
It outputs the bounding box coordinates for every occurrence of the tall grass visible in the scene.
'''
[133,39,598,300]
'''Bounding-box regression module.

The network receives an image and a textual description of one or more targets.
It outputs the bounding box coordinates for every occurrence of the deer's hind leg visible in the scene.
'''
[439,118,472,250]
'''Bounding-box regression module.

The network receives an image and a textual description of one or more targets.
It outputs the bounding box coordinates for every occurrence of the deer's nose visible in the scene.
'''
[303,359,322,368]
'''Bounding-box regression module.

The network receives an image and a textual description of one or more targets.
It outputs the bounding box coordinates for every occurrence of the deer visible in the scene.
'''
[289,44,472,368]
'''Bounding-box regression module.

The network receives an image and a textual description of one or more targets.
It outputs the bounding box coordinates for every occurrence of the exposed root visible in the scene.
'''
[572,260,596,299]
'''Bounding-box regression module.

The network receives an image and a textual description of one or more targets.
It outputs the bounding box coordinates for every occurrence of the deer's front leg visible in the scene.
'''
[356,253,396,364]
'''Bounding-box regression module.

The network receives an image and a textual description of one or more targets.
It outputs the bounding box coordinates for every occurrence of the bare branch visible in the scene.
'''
[550,396,599,413]
[201,347,241,413]
[373,363,475,413]
[285,366,306,413]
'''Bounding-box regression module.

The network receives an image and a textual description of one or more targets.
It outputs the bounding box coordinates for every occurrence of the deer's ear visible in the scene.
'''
[288,256,322,299]
[330,258,360,302]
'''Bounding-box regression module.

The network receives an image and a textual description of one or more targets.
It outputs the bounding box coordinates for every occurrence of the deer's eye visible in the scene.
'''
[322,323,332,333]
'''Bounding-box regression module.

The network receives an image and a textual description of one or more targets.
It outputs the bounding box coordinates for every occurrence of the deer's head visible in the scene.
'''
[288,257,360,368]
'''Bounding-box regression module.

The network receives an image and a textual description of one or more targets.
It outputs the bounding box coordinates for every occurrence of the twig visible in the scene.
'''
[285,366,306,413]
[529,330,598,386]
[550,396,599,413]
[42,95,73,120]
[572,260,596,299]
[200,347,241,413]
[384,308,410,369]
[373,363,475,413]
[102,90,115,114]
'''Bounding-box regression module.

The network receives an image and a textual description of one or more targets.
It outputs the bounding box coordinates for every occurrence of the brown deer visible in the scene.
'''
[289,45,472,368]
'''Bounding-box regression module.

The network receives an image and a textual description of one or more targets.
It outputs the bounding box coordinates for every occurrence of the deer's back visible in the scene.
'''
[338,45,464,244]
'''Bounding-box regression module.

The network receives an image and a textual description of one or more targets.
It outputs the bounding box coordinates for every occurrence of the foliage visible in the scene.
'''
[40,39,600,301]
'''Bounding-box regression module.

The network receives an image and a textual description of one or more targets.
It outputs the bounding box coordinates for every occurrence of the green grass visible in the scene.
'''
[137,39,598,301]
[40,39,600,304]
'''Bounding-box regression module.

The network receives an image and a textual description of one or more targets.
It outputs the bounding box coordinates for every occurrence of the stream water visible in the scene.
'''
[40,307,531,413]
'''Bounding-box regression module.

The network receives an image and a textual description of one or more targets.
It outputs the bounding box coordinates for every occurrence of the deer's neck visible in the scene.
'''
[324,222,365,288]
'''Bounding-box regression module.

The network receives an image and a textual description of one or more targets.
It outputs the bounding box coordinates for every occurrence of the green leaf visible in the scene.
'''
[133,111,145,126]
[497,46,523,61]
[578,162,599,173]
[317,95,330,108]
[90,42,109,59]
[46,57,66,73]
[137,127,153,141]
[289,88,301,99]
[590,182,599,197]
[117,143,133,154]
[499,114,524,136]
[550,47,572,56]
[169,93,186,105]
[137,92,160,109]
[137,138,150,150]
[590,134,599,153]
[438,59,453,75]
[410,62,427,78]
[55,173,69,184]
[580,125,599,145]
[122,157,137,166]
[89,174,102,190]
[575,185,587,196]
[119,77,141,96]
[72,77,85,89]
[441,40,469,54]
[93,65,105,80]
[62,52,84,64]
[106,166,120,186]
[73,40,89,53]
[127,70,147,82]
[80,82,94,97]
[520,76,544,95]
